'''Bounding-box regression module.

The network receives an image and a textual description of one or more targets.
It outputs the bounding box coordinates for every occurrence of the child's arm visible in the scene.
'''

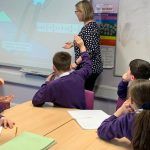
[116,72,131,110]
[71,56,82,69]
[117,72,131,98]
[73,35,92,79]
[32,82,55,107]
[114,99,134,117]
[97,100,134,141]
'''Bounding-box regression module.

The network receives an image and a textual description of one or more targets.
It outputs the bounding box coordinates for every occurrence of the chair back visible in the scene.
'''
[84,90,94,109]
[0,102,10,113]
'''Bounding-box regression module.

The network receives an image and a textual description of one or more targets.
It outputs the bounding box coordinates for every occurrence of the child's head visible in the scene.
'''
[129,59,150,80]
[53,51,71,72]
[129,79,150,150]
[129,79,150,108]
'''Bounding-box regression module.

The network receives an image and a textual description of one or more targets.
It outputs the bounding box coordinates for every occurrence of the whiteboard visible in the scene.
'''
[115,0,150,76]
[0,0,83,75]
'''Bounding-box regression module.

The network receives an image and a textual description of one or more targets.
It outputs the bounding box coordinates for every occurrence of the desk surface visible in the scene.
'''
[1,101,132,149]
[46,120,132,150]
[0,101,73,144]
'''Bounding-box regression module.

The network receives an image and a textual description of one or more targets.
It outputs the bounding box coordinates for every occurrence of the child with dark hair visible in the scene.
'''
[98,79,150,150]
[32,35,92,109]
[116,59,150,110]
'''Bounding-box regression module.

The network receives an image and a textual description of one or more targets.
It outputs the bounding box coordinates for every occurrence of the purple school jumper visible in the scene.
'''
[116,80,129,110]
[97,113,135,141]
[32,52,92,109]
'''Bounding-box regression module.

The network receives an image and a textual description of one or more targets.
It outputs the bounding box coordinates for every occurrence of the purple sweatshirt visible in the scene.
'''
[116,80,129,110]
[97,113,135,141]
[32,52,92,109]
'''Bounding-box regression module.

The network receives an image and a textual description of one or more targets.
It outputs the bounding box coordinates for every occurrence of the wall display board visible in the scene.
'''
[92,0,119,68]
[115,0,150,76]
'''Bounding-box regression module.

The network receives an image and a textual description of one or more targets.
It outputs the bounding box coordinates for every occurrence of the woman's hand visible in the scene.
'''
[63,42,73,49]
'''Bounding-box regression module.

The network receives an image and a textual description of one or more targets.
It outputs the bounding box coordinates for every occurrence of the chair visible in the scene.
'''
[0,79,10,112]
[84,90,94,110]
[0,102,10,113]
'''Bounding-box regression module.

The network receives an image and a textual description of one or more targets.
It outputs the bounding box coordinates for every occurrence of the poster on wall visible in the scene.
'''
[101,46,114,68]
[92,0,119,68]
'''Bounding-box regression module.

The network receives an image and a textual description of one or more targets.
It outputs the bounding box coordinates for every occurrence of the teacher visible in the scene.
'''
[63,0,103,91]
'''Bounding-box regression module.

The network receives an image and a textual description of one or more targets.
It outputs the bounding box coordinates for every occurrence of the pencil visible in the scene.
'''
[15,127,18,137]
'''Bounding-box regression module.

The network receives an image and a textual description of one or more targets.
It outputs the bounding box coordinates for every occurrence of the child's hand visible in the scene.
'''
[71,63,77,69]
[0,78,4,85]
[114,99,134,117]
[46,72,56,82]
[122,71,131,82]
[74,35,86,52]
[74,35,83,47]
[0,117,15,129]
[0,95,14,103]
[63,42,73,49]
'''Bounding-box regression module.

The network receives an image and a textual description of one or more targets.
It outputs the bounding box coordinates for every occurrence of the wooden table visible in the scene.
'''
[0,101,73,144]
[46,120,132,150]
[0,101,132,149]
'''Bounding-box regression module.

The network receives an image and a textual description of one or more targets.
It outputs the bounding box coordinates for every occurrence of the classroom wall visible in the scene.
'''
[0,83,38,104]
[0,68,121,104]
[95,69,121,100]
[0,0,122,104]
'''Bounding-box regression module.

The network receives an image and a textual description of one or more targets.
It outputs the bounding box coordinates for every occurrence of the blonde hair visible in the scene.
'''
[75,0,93,22]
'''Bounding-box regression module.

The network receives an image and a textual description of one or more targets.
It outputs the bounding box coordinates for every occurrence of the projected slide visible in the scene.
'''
[0,0,83,73]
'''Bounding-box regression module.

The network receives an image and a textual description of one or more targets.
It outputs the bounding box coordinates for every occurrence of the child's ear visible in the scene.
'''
[53,65,57,72]
[52,65,55,71]
[131,75,135,80]
[70,65,72,69]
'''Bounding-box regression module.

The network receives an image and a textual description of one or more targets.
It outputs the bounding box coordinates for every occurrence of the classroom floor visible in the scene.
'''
[94,98,116,115]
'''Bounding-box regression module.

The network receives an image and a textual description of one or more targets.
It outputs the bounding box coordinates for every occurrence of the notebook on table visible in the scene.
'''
[0,131,55,150]
[68,110,110,130]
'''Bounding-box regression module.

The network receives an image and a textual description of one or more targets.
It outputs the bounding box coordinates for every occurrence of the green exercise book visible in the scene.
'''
[0,132,55,150]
